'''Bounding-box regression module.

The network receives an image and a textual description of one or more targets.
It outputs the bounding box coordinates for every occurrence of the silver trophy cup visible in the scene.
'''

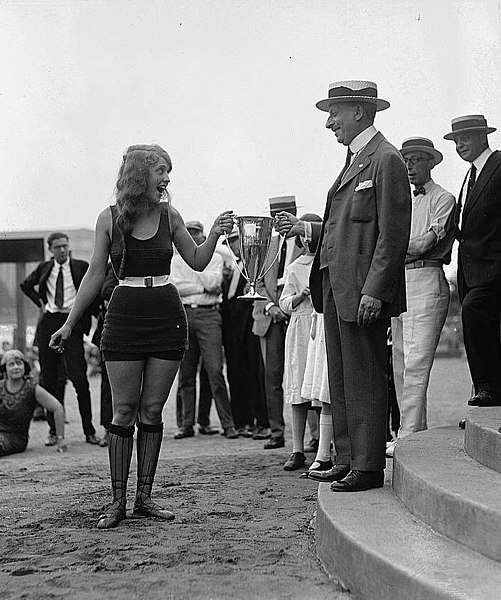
[226,215,285,301]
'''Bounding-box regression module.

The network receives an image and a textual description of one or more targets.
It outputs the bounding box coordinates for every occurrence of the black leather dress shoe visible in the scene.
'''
[199,425,219,435]
[330,469,384,492]
[468,389,501,407]
[173,427,194,439]
[458,419,466,430]
[307,464,350,482]
[85,434,100,445]
[263,437,285,449]
[283,452,306,471]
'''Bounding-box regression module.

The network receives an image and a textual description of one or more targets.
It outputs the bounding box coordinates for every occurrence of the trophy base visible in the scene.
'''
[237,292,269,301]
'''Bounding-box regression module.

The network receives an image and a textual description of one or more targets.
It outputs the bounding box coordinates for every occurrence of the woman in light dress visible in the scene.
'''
[279,214,323,471]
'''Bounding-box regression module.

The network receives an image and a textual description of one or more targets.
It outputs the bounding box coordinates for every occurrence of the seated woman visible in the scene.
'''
[0,349,67,456]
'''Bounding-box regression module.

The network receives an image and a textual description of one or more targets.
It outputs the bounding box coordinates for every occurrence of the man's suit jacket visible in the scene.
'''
[309,131,411,321]
[456,150,501,289]
[251,236,303,337]
[20,257,96,335]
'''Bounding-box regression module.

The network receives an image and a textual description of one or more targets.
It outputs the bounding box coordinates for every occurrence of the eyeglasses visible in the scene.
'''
[403,156,429,166]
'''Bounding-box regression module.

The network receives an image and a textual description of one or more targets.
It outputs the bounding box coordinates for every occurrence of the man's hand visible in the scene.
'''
[268,305,287,323]
[357,295,382,328]
[274,211,305,238]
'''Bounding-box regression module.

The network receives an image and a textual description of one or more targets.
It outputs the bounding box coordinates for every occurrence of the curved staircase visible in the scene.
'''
[315,408,501,599]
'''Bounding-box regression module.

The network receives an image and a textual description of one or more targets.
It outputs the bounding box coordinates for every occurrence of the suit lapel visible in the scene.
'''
[463,151,501,219]
[336,131,384,193]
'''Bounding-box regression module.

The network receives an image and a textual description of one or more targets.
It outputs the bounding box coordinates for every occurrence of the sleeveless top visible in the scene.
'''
[109,203,174,278]
[0,378,37,436]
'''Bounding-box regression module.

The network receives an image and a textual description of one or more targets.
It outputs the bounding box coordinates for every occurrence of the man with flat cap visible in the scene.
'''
[444,115,501,407]
[387,138,455,457]
[278,80,411,491]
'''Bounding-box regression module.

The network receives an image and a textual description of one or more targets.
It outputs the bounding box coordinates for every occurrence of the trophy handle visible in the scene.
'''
[223,230,248,280]
[258,231,286,280]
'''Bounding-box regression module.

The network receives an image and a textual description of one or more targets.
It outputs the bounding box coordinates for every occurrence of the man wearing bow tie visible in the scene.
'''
[444,115,501,408]
[386,138,456,457]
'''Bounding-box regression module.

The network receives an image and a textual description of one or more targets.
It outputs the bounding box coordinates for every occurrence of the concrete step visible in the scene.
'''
[392,426,501,561]
[464,407,501,473]
[316,472,501,600]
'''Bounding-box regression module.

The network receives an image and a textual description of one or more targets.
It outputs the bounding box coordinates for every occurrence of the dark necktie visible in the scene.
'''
[455,164,477,238]
[55,265,64,308]
[465,164,477,205]
[413,187,426,197]
[345,147,353,169]
[277,241,287,279]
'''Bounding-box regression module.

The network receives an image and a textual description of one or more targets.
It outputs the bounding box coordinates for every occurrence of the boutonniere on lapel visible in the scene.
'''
[354,180,373,192]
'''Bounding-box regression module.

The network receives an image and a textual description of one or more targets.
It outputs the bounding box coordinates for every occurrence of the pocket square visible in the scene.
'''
[355,180,373,191]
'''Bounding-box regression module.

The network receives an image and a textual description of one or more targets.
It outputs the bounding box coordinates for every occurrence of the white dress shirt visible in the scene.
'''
[46,259,76,313]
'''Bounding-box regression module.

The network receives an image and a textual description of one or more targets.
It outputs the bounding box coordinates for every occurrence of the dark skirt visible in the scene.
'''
[101,283,188,357]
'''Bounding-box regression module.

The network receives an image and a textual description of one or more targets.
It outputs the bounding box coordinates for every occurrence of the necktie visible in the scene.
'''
[55,265,64,308]
[413,187,426,197]
[345,148,354,168]
[456,164,477,237]
[465,164,477,204]
[277,240,287,279]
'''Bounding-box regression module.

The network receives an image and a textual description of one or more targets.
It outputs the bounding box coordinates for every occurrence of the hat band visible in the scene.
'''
[452,118,488,131]
[328,86,377,99]
[402,140,435,150]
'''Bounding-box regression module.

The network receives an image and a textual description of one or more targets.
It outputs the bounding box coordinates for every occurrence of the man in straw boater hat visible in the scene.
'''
[386,137,456,458]
[277,80,411,491]
[444,115,501,409]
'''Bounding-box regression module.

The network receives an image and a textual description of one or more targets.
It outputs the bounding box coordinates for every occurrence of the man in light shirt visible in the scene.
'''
[20,232,100,446]
[387,137,456,457]
[170,220,238,439]
[444,115,501,408]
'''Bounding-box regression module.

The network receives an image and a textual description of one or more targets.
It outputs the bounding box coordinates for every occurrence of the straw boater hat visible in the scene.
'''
[316,80,390,113]
[444,115,496,140]
[399,137,443,165]
[268,196,297,216]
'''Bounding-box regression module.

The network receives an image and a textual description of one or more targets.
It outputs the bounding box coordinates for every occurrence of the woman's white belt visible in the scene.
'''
[118,275,170,288]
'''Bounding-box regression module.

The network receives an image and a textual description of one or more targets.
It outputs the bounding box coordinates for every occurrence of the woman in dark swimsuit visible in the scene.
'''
[0,349,66,456]
[50,144,234,529]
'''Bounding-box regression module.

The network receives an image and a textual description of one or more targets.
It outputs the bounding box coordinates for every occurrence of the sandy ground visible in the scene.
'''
[0,355,470,600]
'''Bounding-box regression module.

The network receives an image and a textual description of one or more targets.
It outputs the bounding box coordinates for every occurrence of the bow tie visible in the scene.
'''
[413,187,426,197]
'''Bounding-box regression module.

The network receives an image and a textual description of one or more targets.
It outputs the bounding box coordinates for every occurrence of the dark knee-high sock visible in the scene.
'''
[135,422,164,506]
[107,423,135,509]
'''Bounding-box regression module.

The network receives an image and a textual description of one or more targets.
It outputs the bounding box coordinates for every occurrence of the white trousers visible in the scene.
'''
[391,267,450,438]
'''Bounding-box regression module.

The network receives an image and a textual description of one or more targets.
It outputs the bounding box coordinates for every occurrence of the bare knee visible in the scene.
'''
[138,401,164,425]
[112,402,138,427]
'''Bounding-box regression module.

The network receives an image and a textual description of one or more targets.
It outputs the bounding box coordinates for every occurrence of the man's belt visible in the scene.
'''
[405,260,443,270]
[119,275,170,288]
[183,304,218,310]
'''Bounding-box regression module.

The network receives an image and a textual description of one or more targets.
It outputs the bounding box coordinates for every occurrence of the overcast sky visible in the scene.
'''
[1,0,500,235]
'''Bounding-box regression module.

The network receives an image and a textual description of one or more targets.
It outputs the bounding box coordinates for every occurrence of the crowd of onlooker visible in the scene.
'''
[0,188,461,471]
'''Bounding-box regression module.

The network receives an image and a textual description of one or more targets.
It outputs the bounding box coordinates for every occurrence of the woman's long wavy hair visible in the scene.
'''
[114,144,172,278]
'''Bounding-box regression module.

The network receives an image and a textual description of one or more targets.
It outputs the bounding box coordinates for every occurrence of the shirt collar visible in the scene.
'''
[54,258,69,269]
[472,147,493,174]
[349,125,378,155]
[423,178,434,192]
